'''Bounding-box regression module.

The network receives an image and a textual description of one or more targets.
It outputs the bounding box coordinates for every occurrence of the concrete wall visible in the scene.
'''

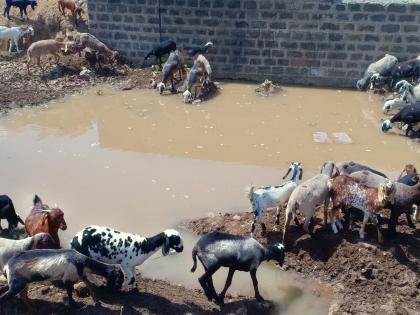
[87,0,420,88]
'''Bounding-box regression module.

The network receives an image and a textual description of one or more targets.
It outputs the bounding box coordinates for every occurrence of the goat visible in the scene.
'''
[356,54,398,91]
[282,161,339,243]
[76,33,119,64]
[144,40,176,65]
[328,175,396,243]
[383,80,420,114]
[157,50,184,94]
[0,249,124,309]
[0,195,24,232]
[24,195,67,248]
[191,232,284,306]
[181,41,213,59]
[183,54,212,103]
[387,180,420,235]
[0,233,56,271]
[58,0,85,26]
[26,39,73,75]
[0,26,34,53]
[335,161,388,178]
[71,226,183,291]
[247,162,302,239]
[3,0,37,20]
[398,164,418,186]
[84,50,106,69]
[350,170,416,229]
[382,104,420,137]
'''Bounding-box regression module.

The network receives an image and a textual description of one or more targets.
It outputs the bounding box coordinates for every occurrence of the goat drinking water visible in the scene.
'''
[157,50,184,94]
[191,231,285,306]
[183,54,212,103]
[71,226,184,291]
[248,162,302,238]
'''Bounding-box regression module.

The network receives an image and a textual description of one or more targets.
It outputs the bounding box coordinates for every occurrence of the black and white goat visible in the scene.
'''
[0,233,56,270]
[71,226,183,291]
[3,0,37,20]
[183,54,212,103]
[144,40,176,65]
[156,50,184,94]
[0,26,34,53]
[0,249,124,308]
[247,162,302,238]
[383,80,420,114]
[191,232,284,306]
[0,195,24,232]
[382,104,420,137]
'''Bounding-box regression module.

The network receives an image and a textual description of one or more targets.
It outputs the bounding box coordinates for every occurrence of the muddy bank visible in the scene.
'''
[0,274,272,315]
[185,209,420,315]
[0,53,154,110]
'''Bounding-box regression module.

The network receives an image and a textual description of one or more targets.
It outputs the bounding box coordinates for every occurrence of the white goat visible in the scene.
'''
[0,26,34,53]
[283,161,339,243]
[383,80,420,114]
[356,54,398,90]
[248,162,302,238]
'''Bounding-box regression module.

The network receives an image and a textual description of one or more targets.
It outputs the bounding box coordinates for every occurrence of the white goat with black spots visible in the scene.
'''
[70,226,184,291]
[247,162,302,238]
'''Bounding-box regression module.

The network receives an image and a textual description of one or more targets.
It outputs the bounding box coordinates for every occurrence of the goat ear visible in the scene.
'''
[299,168,303,180]
[320,162,326,174]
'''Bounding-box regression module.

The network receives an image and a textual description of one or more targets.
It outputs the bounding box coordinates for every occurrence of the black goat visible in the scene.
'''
[144,40,176,65]
[4,0,37,20]
[191,232,285,306]
[382,104,420,137]
[0,195,24,231]
[391,59,420,83]
[85,50,106,69]
[181,42,213,59]
[0,249,124,309]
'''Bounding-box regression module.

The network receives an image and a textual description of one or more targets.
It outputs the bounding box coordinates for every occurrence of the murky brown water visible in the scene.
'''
[0,83,419,314]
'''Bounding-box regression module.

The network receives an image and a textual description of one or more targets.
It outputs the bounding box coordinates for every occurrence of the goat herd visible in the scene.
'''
[357,54,420,137]
[0,159,418,310]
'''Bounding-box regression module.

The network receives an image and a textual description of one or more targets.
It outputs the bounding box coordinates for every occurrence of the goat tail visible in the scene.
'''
[191,247,198,272]
[245,186,255,202]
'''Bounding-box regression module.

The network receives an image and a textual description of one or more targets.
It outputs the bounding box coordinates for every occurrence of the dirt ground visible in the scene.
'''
[0,0,157,111]
[0,275,272,315]
[185,208,420,315]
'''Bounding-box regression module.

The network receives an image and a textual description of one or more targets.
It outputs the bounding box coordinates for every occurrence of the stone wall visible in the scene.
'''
[87,0,420,88]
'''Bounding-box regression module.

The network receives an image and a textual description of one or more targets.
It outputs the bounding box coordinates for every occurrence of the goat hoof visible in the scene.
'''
[256,295,265,302]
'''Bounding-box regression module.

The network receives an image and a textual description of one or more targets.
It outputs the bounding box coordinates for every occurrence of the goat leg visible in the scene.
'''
[260,222,267,236]
[20,286,33,313]
[359,211,369,240]
[217,268,235,306]
[275,206,281,225]
[388,209,398,236]
[64,281,75,307]
[323,199,329,225]
[250,269,264,302]
[406,211,416,229]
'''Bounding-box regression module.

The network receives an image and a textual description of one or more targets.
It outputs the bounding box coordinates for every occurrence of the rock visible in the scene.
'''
[233,214,241,221]
[79,68,94,81]
[74,282,90,298]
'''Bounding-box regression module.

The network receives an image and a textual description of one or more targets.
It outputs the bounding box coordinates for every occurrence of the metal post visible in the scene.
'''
[158,0,162,42]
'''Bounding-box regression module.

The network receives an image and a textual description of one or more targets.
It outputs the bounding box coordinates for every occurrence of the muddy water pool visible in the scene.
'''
[0,83,419,314]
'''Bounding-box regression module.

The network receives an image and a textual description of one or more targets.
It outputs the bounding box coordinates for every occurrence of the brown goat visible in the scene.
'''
[76,33,119,64]
[58,0,84,26]
[24,195,67,248]
[328,175,395,244]
[26,39,74,75]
